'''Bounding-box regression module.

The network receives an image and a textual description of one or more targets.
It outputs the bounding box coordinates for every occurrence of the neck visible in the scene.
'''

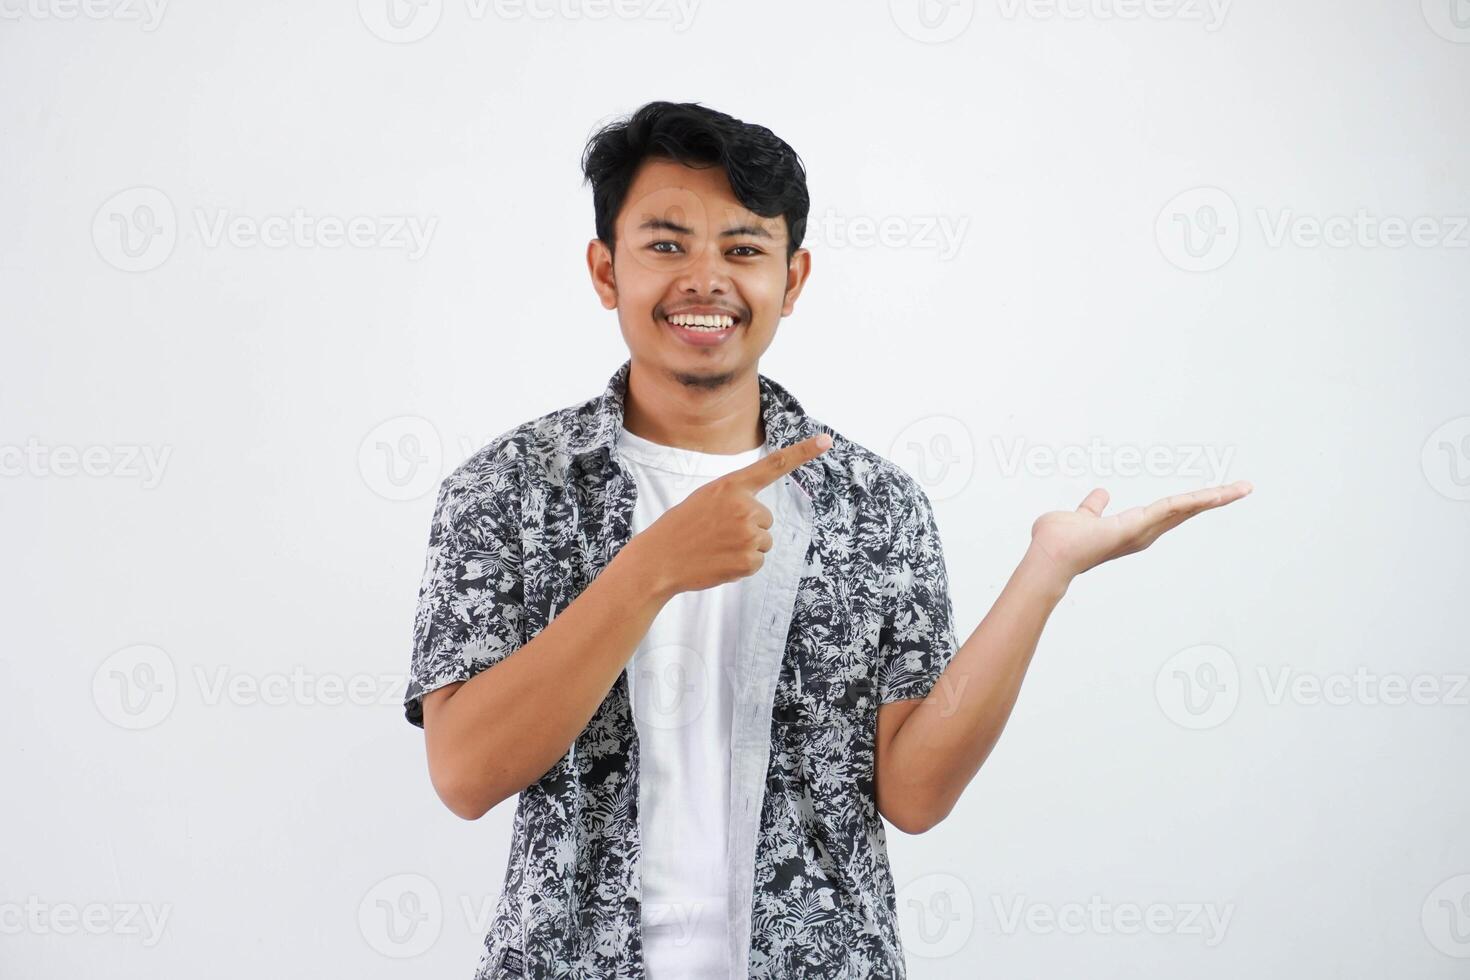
[621,358,764,454]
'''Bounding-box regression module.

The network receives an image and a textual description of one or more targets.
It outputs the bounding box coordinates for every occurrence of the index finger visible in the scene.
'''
[1140,480,1254,526]
[726,433,832,492]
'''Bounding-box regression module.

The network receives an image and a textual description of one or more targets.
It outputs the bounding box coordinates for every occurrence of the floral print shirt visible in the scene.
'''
[405,359,959,979]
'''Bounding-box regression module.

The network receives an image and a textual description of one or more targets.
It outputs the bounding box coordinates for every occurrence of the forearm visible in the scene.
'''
[885,543,1070,828]
[427,537,671,818]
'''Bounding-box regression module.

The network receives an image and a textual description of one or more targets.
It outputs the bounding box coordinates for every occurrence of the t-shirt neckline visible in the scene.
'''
[616,425,767,477]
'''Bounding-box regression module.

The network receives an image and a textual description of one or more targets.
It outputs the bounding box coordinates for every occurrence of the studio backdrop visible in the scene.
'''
[3,2,1468,978]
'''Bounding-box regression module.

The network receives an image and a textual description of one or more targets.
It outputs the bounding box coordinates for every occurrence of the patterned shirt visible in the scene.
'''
[404,358,959,979]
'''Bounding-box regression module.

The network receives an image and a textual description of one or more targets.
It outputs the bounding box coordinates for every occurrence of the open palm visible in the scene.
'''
[1029,480,1254,582]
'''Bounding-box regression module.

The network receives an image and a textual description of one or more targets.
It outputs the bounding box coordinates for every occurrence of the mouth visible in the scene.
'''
[660,310,742,347]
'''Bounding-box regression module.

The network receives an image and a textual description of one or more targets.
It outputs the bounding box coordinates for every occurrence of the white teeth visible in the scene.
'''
[668,313,735,330]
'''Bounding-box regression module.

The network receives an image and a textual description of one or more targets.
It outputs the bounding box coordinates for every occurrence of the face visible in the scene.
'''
[587,157,811,391]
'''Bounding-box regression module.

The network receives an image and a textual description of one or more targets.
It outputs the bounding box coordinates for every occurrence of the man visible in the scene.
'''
[403,101,1252,980]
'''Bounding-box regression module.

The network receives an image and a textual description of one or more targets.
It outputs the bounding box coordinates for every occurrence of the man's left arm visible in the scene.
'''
[875,480,1253,835]
[875,542,1065,835]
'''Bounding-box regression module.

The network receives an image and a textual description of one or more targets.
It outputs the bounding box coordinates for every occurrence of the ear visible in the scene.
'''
[780,247,812,317]
[586,238,617,310]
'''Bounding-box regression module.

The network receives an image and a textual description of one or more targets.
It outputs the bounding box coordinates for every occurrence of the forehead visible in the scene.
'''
[619,157,784,236]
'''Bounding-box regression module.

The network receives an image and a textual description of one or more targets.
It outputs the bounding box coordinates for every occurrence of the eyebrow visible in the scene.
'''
[637,217,775,240]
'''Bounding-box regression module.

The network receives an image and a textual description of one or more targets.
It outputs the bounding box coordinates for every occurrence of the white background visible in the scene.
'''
[3,0,1468,977]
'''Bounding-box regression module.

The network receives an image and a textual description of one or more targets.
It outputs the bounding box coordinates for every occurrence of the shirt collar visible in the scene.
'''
[566,358,830,498]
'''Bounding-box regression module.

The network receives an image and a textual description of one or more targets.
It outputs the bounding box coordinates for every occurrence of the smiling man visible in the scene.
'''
[404,101,1251,980]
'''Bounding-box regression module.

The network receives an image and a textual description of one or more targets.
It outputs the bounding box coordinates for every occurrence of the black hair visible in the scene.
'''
[580,101,810,263]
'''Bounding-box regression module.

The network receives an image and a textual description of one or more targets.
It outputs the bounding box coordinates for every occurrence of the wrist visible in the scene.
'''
[611,535,677,607]
[1018,542,1074,604]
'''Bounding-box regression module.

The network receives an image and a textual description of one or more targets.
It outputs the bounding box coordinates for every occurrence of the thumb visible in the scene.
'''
[1077,487,1109,516]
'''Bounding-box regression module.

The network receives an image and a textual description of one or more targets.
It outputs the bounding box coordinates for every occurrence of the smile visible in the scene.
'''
[662,311,741,346]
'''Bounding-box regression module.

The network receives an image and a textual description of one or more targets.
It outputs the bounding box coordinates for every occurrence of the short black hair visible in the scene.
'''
[580,101,810,263]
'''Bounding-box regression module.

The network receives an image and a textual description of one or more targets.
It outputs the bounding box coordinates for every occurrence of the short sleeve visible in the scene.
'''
[403,467,526,729]
[876,477,959,704]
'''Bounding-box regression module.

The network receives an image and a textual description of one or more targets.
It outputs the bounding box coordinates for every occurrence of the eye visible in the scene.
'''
[649,240,682,254]
[729,245,762,257]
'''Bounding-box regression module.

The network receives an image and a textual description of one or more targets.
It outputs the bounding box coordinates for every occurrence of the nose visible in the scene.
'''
[674,240,732,296]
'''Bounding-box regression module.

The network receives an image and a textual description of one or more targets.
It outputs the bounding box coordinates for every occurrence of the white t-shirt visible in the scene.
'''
[615,423,778,979]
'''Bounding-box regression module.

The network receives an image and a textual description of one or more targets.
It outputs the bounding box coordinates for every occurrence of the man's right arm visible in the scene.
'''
[422,535,672,820]
[416,432,831,820]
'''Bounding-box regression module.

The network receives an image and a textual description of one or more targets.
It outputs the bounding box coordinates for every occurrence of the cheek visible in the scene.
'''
[616,278,668,318]
[737,272,789,316]
[611,249,667,298]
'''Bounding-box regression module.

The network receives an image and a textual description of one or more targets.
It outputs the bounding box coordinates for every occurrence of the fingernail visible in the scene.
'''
[817,434,832,449]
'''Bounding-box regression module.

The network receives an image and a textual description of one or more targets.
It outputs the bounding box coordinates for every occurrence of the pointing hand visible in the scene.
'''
[631,433,833,599]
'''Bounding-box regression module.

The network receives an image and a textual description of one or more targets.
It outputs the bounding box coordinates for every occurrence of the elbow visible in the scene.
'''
[431,767,507,822]
[442,791,491,822]
[886,812,940,836]
[439,782,505,822]
[433,774,481,820]
[881,786,958,835]
[881,799,950,836]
